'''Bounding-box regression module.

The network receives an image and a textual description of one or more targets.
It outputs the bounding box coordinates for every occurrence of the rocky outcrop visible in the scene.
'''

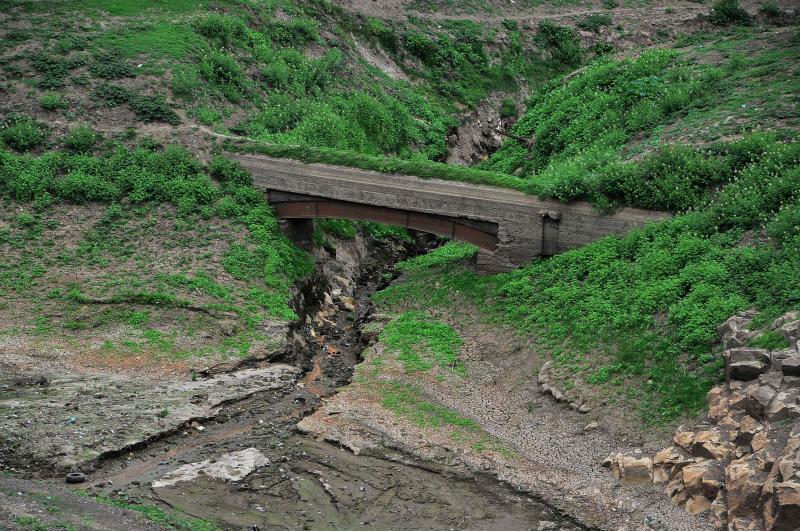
[604,310,800,529]
[538,360,592,413]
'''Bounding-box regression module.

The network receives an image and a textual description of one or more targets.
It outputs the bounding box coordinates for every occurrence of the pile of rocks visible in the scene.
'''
[538,360,592,413]
[604,310,800,530]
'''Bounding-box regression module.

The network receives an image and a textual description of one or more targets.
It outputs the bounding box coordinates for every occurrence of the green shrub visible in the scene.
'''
[267,17,320,46]
[91,83,132,106]
[63,124,98,152]
[577,14,613,33]
[748,330,791,350]
[40,93,66,110]
[709,0,751,25]
[196,106,221,126]
[170,65,201,100]
[537,21,582,66]
[291,107,368,152]
[362,222,413,243]
[317,218,357,239]
[193,13,247,48]
[499,98,517,119]
[593,42,616,56]
[767,202,800,250]
[404,31,437,62]
[89,51,135,79]
[0,115,46,151]
[208,155,251,185]
[16,212,36,226]
[130,95,181,125]
[199,51,247,101]
[248,93,304,134]
[31,51,68,89]
[367,18,398,52]
[346,92,415,154]
[397,242,479,272]
[759,0,781,17]
[54,34,88,54]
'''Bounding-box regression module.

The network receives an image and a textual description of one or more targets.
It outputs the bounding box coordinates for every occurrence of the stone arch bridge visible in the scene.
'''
[230,153,670,273]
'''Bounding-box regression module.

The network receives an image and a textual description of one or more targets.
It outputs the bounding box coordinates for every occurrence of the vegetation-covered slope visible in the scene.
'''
[375,24,800,422]
[1,0,799,422]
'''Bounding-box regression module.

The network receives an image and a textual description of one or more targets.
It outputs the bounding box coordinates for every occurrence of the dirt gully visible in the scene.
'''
[77,233,576,531]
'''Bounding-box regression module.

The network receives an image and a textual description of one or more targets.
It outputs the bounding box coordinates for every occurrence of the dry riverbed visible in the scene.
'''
[0,235,580,530]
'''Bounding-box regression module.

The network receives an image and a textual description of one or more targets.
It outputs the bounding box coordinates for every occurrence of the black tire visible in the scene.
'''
[65,472,86,484]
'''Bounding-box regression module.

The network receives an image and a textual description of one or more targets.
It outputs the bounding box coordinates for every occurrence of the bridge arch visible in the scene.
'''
[267,191,499,251]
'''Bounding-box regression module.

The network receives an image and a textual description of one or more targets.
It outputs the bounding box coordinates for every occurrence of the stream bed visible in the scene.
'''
[5,235,578,530]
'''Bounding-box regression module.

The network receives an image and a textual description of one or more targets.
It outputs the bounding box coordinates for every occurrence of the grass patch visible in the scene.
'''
[381,311,465,375]
[91,495,218,531]
[230,141,529,192]
[95,23,205,60]
[748,330,792,351]
[397,242,478,273]
[380,381,477,429]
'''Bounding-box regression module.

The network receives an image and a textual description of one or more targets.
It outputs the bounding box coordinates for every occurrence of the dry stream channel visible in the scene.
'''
[54,237,579,530]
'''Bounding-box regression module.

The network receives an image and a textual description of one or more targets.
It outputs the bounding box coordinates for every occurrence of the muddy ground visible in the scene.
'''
[0,234,580,530]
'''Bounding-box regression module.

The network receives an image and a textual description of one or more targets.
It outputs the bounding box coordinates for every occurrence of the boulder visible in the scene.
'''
[771,312,800,331]
[653,446,692,482]
[746,384,777,419]
[780,356,800,377]
[674,427,696,452]
[709,491,727,529]
[730,361,770,382]
[728,517,765,531]
[766,390,800,421]
[777,320,800,344]
[684,494,712,515]
[719,314,755,345]
[764,481,800,531]
[683,428,733,460]
[602,453,652,483]
[727,455,768,516]
[736,416,764,446]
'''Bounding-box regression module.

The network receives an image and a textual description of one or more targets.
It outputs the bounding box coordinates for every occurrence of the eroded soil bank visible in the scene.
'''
[0,232,577,530]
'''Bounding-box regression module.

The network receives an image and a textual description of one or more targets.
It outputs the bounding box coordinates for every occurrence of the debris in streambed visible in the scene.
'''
[152,448,269,488]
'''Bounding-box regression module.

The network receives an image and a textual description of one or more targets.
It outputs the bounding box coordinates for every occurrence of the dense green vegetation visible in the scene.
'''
[483,30,800,211]
[0,0,566,162]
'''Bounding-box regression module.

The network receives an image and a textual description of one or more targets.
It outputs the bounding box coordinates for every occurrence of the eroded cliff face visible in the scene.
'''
[446,93,522,166]
[605,311,800,530]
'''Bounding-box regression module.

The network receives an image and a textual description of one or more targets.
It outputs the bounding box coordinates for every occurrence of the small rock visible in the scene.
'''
[684,494,712,515]
[583,422,599,431]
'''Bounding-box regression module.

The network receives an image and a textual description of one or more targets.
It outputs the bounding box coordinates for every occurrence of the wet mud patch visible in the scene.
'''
[151,436,564,530]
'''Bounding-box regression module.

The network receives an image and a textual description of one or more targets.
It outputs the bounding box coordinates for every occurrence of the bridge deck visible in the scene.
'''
[230,152,670,271]
[230,153,667,222]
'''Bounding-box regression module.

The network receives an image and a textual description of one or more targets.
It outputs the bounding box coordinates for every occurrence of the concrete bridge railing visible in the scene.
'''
[229,153,670,273]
